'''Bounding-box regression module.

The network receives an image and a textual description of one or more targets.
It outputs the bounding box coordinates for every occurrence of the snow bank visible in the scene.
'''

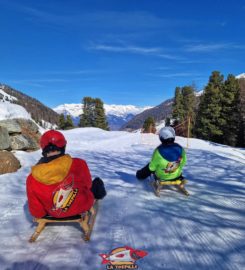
[0,102,31,120]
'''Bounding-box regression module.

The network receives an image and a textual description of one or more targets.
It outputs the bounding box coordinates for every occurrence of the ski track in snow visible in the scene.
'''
[0,130,244,270]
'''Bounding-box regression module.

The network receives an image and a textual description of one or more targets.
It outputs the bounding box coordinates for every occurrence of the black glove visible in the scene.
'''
[136,163,152,180]
[91,177,107,199]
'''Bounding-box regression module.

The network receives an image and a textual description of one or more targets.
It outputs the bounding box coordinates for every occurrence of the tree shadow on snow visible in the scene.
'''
[115,171,137,184]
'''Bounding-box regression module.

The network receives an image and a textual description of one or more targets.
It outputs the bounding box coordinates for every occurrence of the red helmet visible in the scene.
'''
[40,130,67,150]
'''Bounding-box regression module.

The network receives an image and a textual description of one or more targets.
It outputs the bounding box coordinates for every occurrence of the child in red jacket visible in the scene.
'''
[26,130,106,218]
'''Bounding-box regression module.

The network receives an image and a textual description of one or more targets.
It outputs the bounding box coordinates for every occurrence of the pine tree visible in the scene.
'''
[237,78,245,147]
[172,87,185,123]
[94,98,109,130]
[182,86,196,136]
[194,71,224,142]
[79,97,109,130]
[65,115,74,129]
[58,114,66,130]
[182,86,195,119]
[220,74,240,146]
[165,117,171,126]
[79,97,95,127]
[142,117,156,133]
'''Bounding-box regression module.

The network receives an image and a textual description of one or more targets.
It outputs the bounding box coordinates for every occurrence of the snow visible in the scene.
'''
[104,104,152,117]
[0,89,57,130]
[0,102,31,120]
[0,128,244,270]
[53,103,151,118]
[53,103,83,118]
[0,88,18,102]
[195,90,204,96]
[236,73,245,79]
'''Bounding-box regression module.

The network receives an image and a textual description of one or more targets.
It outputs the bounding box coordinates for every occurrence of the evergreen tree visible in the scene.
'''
[172,87,185,122]
[94,98,109,130]
[58,114,66,130]
[142,117,156,133]
[165,117,171,126]
[194,71,224,142]
[172,85,196,136]
[182,86,195,120]
[65,115,74,129]
[237,79,245,147]
[79,96,109,130]
[79,97,95,127]
[182,86,196,136]
[220,75,240,146]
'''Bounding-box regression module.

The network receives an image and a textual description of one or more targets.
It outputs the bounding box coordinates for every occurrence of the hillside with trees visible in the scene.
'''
[0,84,59,127]
[121,98,173,131]
[122,71,244,147]
[194,72,244,147]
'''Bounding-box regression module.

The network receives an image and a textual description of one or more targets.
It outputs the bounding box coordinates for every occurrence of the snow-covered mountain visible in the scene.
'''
[236,73,245,79]
[53,103,152,130]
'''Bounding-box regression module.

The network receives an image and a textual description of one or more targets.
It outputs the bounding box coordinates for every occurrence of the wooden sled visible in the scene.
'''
[29,201,98,243]
[150,176,189,197]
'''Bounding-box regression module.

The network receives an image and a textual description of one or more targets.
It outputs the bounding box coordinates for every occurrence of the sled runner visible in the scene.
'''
[29,201,98,243]
[150,176,189,197]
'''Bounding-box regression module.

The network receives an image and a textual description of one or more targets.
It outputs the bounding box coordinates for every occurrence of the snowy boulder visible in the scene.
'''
[0,126,10,150]
[0,119,21,134]
[0,151,21,174]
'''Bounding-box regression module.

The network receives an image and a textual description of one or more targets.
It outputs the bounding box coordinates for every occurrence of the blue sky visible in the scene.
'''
[0,0,245,108]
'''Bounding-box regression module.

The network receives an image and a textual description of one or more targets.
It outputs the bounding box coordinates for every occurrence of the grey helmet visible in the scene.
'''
[159,126,175,142]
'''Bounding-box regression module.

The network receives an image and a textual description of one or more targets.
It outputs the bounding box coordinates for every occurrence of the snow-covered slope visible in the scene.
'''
[0,89,31,120]
[0,88,18,102]
[53,103,152,130]
[0,102,31,120]
[0,88,57,130]
[0,128,244,270]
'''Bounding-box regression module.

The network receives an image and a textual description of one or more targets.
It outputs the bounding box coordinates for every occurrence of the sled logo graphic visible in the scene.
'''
[164,157,182,173]
[100,246,148,269]
[164,161,180,173]
[52,174,78,213]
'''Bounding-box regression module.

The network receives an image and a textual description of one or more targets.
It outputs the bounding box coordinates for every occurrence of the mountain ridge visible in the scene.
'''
[53,103,152,130]
[0,84,59,127]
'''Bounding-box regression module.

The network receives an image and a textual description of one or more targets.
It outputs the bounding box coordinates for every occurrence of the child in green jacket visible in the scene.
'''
[136,127,186,181]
